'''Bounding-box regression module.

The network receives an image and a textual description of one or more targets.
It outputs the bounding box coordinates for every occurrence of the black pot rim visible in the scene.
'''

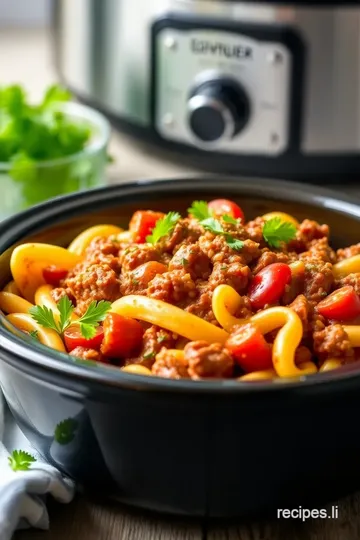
[2,174,360,395]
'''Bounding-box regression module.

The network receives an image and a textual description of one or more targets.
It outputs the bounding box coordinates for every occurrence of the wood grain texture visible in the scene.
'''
[14,496,202,540]
[207,494,360,540]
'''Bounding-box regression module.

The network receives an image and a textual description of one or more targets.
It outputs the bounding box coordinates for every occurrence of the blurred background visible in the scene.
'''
[0,0,196,185]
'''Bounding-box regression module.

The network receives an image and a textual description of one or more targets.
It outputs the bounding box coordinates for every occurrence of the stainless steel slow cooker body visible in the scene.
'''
[52,1,360,179]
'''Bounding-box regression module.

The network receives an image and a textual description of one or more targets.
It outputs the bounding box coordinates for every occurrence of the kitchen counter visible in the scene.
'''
[2,27,360,540]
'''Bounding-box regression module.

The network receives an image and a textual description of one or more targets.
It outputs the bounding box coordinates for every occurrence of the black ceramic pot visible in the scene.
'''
[1,177,360,519]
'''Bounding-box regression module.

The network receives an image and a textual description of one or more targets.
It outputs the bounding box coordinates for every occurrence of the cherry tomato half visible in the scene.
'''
[129,210,165,243]
[317,286,360,321]
[64,326,104,352]
[101,312,144,358]
[248,263,292,310]
[208,199,245,222]
[226,323,272,372]
[43,266,68,286]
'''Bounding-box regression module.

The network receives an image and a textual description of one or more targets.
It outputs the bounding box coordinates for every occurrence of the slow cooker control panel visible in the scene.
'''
[152,22,293,155]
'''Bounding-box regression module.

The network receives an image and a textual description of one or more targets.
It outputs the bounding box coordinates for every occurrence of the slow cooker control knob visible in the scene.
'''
[187,78,250,143]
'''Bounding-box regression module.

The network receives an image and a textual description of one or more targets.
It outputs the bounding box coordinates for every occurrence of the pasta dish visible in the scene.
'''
[2,198,360,382]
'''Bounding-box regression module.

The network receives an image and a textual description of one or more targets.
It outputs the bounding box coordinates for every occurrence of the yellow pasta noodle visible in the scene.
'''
[3,280,20,295]
[10,243,81,302]
[262,211,299,227]
[212,284,247,332]
[34,285,78,322]
[342,325,360,347]
[238,369,276,381]
[6,313,66,352]
[319,359,343,372]
[333,255,360,278]
[121,364,152,375]
[67,225,123,255]
[0,292,33,314]
[111,295,229,344]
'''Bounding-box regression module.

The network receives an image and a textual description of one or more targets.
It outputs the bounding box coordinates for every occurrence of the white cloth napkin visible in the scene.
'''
[0,391,75,540]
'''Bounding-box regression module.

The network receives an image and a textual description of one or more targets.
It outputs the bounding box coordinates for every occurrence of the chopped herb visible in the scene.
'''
[262,217,297,248]
[222,214,239,225]
[8,450,36,472]
[221,265,228,270]
[29,297,111,340]
[54,418,78,445]
[181,258,188,266]
[157,335,168,343]
[146,211,181,244]
[131,278,139,286]
[187,200,212,221]
[200,217,244,251]
[143,351,156,360]
[29,329,39,340]
[320,291,328,297]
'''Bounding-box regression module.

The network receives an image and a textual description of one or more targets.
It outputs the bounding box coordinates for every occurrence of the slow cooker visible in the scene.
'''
[52,1,360,180]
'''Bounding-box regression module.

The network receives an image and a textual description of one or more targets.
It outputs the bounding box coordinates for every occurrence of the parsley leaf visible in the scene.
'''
[29,298,111,340]
[222,214,239,225]
[29,329,39,340]
[200,217,244,251]
[8,450,36,472]
[187,200,212,221]
[262,217,297,248]
[146,211,181,244]
[29,304,60,333]
[55,418,78,445]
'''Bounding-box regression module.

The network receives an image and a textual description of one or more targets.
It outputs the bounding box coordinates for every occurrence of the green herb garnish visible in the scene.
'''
[200,218,244,251]
[55,418,78,445]
[262,217,297,248]
[187,200,212,221]
[146,211,181,244]
[181,258,188,266]
[222,214,239,225]
[157,335,168,343]
[29,297,111,340]
[8,450,36,472]
[143,351,156,360]
[29,329,39,340]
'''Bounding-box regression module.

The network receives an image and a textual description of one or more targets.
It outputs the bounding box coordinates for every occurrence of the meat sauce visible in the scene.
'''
[42,201,360,380]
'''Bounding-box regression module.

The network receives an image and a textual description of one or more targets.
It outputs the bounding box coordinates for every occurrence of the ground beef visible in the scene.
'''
[70,347,102,361]
[252,250,290,274]
[313,324,354,360]
[303,261,334,305]
[159,218,202,254]
[147,270,197,304]
[336,243,360,261]
[199,233,260,266]
[184,341,234,379]
[151,348,190,379]
[244,217,266,245]
[299,238,336,264]
[51,287,76,305]
[288,219,329,252]
[336,273,360,295]
[119,244,161,271]
[130,325,176,369]
[184,290,217,324]
[288,294,311,335]
[169,243,211,280]
[64,262,120,315]
[282,272,305,305]
[84,236,121,273]
[208,262,251,293]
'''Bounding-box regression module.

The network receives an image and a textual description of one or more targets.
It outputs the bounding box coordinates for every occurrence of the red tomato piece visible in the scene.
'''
[226,323,272,372]
[43,266,68,286]
[317,286,360,321]
[101,312,144,358]
[208,199,245,222]
[64,326,104,352]
[248,263,292,310]
[131,261,168,288]
[129,210,165,243]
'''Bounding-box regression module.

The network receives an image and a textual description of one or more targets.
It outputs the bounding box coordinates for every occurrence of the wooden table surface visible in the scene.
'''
[14,492,360,540]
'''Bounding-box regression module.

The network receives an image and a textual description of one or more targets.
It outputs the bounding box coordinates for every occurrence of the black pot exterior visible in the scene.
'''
[1,177,360,518]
